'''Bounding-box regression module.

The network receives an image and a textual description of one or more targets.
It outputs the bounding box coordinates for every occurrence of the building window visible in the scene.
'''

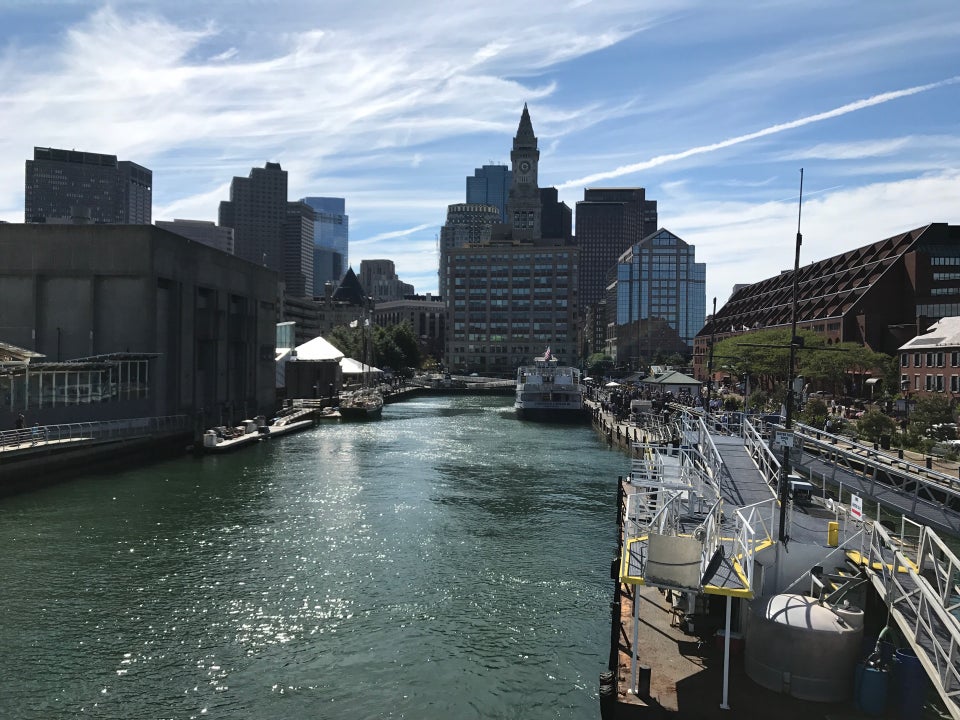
[914,353,922,367]
[926,352,935,367]
[952,375,959,393]
[937,375,945,392]
[901,353,909,368]
[952,351,960,367]
[915,375,921,390]
[926,375,934,391]
[938,352,945,367]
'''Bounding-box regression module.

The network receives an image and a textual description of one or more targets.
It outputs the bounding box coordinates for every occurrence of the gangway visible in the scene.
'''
[856,517,960,719]
[790,422,960,536]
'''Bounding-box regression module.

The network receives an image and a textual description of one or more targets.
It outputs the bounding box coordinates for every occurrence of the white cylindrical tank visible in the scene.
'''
[202,430,219,448]
[242,419,256,434]
[745,593,863,702]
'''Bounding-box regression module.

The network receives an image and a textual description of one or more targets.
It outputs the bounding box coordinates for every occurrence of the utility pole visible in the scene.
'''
[706,297,717,414]
[779,169,804,544]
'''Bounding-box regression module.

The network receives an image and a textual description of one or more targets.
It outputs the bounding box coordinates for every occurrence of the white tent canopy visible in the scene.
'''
[293,335,345,361]
[605,381,621,388]
[340,357,382,376]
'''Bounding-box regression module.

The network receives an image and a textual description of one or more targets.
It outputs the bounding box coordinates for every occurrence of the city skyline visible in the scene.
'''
[2,2,959,306]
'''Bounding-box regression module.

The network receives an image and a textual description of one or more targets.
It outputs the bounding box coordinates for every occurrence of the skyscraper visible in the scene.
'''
[437,202,501,300]
[606,228,705,366]
[25,147,152,224]
[444,105,578,374]
[575,188,657,355]
[218,162,314,298]
[283,202,315,298]
[302,197,349,295]
[219,162,288,269]
[466,165,511,222]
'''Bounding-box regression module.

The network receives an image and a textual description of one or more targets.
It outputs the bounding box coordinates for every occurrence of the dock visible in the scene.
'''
[592,401,960,719]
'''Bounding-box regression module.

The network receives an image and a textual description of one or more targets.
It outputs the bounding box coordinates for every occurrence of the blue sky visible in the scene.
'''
[1,1,959,308]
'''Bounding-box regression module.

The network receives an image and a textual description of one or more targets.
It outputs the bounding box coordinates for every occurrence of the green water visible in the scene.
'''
[0,395,629,719]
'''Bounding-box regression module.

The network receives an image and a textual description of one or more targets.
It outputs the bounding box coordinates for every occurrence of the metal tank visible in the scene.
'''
[744,593,863,702]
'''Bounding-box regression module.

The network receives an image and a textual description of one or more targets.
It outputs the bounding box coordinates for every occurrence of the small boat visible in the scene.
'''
[338,387,383,421]
[514,350,588,422]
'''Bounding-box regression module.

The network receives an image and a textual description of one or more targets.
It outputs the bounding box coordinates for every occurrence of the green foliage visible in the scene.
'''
[908,395,954,439]
[856,409,897,443]
[330,321,421,373]
[328,324,362,360]
[800,397,829,428]
[587,353,614,377]
[713,329,896,399]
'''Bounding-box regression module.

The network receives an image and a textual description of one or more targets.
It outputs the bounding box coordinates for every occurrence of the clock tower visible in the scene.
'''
[507,104,541,241]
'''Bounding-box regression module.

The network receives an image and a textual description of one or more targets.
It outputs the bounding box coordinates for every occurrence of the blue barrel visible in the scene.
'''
[854,662,889,716]
[894,647,926,719]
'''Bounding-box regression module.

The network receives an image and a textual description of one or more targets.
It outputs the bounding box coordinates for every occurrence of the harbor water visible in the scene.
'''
[0,395,629,719]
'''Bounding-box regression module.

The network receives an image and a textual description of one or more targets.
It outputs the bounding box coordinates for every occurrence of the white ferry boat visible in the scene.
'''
[514,351,587,422]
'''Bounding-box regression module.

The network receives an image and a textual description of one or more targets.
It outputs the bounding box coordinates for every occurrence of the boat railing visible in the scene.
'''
[865,521,960,715]
[743,416,782,494]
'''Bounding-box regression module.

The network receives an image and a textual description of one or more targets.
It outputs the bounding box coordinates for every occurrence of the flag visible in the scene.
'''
[544,347,551,360]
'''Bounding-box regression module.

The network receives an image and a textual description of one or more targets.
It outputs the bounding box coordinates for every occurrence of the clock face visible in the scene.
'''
[519,160,531,174]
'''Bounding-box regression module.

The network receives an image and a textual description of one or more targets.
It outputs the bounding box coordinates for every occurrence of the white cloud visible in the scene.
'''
[675,170,960,304]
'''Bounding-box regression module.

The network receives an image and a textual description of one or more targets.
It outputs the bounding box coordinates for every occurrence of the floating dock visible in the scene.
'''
[593,402,960,719]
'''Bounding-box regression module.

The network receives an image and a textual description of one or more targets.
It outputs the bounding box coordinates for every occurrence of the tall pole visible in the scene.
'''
[779,169,804,543]
[706,297,717,414]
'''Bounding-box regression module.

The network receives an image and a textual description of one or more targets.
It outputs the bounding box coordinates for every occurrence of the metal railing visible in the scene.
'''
[865,521,960,718]
[743,417,782,492]
[0,415,190,451]
[731,498,778,593]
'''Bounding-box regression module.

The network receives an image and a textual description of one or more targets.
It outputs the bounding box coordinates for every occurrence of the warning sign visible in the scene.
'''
[850,493,863,521]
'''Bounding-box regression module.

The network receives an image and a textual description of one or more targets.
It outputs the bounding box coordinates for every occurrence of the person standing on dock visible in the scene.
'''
[16,413,25,430]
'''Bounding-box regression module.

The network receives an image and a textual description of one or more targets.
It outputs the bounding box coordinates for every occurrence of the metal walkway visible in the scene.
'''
[857,518,960,718]
[789,423,960,536]
[620,407,960,716]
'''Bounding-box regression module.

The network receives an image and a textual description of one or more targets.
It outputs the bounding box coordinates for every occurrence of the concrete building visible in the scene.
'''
[219,162,288,269]
[0,224,278,428]
[606,228,706,368]
[466,164,511,222]
[156,219,235,254]
[373,294,445,363]
[576,188,658,356]
[218,162,316,299]
[359,259,414,302]
[302,196,349,294]
[444,105,579,374]
[693,223,960,381]
[283,202,315,299]
[438,203,501,300]
[25,146,152,224]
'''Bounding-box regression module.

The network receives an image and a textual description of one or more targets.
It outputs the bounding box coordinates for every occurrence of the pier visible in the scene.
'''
[592,401,960,719]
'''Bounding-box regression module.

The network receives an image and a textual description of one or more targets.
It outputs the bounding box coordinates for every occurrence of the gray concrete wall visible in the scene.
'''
[0,224,280,427]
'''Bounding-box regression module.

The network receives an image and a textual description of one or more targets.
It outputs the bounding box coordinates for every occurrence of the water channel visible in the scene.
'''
[0,395,629,719]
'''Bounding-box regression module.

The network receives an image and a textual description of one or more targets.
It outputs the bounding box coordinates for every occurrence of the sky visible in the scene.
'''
[1,1,959,309]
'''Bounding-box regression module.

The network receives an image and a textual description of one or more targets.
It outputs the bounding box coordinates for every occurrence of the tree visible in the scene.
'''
[907,395,954,441]
[799,397,829,428]
[586,353,614,378]
[856,409,897,443]
[328,324,362,360]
